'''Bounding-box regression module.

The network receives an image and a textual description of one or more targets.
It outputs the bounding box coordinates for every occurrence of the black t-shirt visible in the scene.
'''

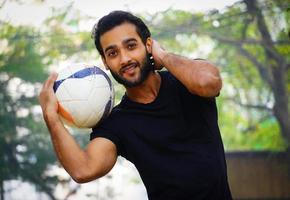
[90,71,232,200]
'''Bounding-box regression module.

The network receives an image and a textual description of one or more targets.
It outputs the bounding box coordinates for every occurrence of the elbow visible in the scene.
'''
[70,166,109,184]
[72,176,90,184]
[71,172,92,184]
[189,75,222,97]
[188,62,222,97]
[70,170,102,184]
[201,75,222,97]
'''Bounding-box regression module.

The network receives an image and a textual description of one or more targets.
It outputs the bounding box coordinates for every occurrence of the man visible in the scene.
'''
[39,10,232,200]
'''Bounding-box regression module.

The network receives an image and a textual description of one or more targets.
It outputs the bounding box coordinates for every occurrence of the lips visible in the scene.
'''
[121,63,137,75]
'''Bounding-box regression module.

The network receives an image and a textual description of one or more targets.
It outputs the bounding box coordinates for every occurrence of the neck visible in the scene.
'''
[125,71,161,104]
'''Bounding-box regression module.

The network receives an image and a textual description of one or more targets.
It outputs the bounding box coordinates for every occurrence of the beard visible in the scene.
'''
[109,52,153,88]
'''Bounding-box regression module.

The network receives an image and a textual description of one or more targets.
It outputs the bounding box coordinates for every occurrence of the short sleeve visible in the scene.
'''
[90,118,124,156]
[165,70,219,101]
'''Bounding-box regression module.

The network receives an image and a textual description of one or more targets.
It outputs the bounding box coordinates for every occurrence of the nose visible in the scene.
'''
[119,49,131,66]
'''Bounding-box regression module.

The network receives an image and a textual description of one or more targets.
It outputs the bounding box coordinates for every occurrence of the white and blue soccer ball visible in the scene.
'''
[53,63,114,128]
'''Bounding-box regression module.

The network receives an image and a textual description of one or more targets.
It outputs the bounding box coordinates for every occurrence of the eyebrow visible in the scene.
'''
[104,38,138,54]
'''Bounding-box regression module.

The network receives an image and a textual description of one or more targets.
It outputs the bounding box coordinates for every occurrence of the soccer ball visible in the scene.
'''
[53,63,114,128]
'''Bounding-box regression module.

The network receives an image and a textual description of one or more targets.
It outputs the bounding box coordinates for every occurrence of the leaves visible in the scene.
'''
[0,3,98,198]
[0,1,289,199]
[147,0,289,150]
[0,22,47,82]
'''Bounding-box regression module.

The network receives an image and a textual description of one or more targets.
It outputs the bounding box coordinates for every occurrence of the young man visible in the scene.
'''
[39,11,232,200]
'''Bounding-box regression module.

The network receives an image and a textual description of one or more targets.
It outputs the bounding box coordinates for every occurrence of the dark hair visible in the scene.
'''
[91,10,151,57]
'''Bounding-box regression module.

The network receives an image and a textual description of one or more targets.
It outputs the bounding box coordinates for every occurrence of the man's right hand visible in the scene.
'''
[38,73,118,183]
[39,72,59,119]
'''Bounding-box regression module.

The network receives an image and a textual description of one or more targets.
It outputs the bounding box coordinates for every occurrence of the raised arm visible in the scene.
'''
[151,40,222,97]
[39,73,117,183]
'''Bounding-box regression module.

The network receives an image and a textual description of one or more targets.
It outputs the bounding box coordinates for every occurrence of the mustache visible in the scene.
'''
[120,62,138,74]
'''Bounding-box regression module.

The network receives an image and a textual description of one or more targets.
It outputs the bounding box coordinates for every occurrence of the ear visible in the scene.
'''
[145,37,153,54]
[101,56,109,70]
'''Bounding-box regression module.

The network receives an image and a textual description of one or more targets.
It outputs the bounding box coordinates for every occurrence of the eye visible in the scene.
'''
[107,50,117,57]
[127,42,137,49]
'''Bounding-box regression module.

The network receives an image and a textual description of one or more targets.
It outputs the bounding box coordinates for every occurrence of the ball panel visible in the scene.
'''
[54,64,114,129]
[56,66,74,80]
[80,108,102,128]
[83,104,110,128]
[58,102,75,125]
[55,82,73,101]
[78,86,113,128]
[63,79,93,101]
[87,86,111,113]
[59,115,76,128]
[70,100,95,127]
[87,74,111,88]
[67,63,91,75]
[100,98,113,121]
[58,100,79,127]
[61,99,90,126]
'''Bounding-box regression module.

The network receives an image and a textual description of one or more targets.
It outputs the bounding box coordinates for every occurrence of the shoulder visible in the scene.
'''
[159,70,191,93]
[159,70,174,81]
[90,103,126,155]
[98,103,124,125]
[159,70,217,104]
[158,70,182,90]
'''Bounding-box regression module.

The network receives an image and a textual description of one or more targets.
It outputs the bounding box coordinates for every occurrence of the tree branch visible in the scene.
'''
[242,114,273,133]
[236,45,274,87]
[244,0,286,69]
[203,34,290,46]
[225,96,273,112]
[206,35,274,88]
[153,22,289,46]
[64,185,81,200]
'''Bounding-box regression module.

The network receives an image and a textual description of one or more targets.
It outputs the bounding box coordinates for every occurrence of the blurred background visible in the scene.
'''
[0,0,289,199]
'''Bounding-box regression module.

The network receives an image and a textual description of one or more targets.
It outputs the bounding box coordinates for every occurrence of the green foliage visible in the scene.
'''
[0,3,98,198]
[0,60,59,199]
[0,22,47,82]
[148,1,289,151]
[0,76,58,198]
[0,0,289,199]
[218,98,287,151]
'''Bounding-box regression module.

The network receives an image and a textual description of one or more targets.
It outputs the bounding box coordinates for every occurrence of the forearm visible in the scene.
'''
[44,112,90,181]
[39,73,114,183]
[161,53,222,97]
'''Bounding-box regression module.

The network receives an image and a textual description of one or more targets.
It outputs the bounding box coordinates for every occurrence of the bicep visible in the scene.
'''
[85,137,118,180]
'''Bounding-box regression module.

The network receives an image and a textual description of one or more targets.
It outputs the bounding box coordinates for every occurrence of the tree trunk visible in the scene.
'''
[272,68,290,144]
[0,179,4,200]
[33,180,56,200]
[244,0,290,145]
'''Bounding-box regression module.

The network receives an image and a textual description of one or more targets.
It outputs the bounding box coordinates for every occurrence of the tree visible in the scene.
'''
[0,4,98,199]
[0,21,58,200]
[147,0,289,149]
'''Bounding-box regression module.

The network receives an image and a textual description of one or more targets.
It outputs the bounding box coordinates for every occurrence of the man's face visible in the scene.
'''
[100,22,152,87]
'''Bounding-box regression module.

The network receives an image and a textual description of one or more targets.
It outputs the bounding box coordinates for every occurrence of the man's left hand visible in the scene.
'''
[151,40,167,71]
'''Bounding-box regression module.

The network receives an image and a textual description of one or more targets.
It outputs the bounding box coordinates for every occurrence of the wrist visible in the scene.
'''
[159,51,169,66]
[160,52,176,70]
[43,109,60,124]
